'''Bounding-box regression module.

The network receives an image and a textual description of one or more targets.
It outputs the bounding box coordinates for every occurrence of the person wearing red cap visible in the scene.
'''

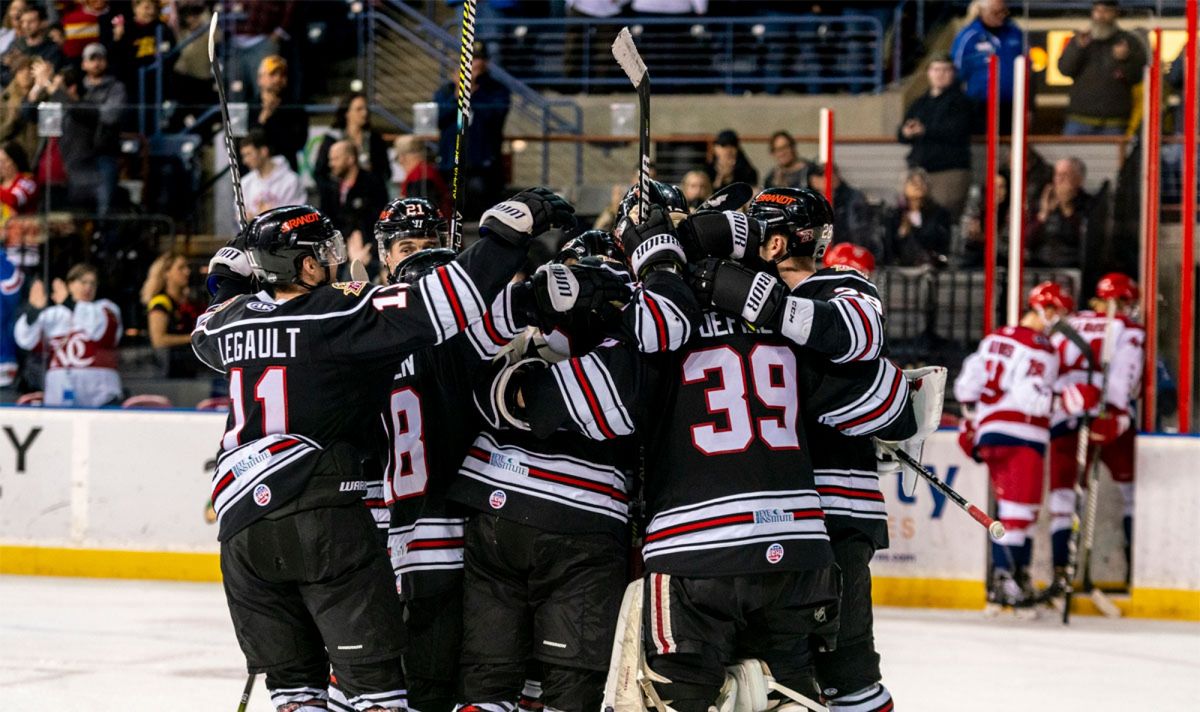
[954,282,1067,613]
[1043,272,1144,598]
[823,241,876,277]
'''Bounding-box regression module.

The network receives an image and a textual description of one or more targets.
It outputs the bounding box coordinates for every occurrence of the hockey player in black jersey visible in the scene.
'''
[481,204,918,711]
[192,190,576,712]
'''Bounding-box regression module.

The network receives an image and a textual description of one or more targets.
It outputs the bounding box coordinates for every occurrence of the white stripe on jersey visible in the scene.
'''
[643,490,827,561]
[633,288,692,354]
[466,284,522,359]
[830,293,883,363]
[549,353,635,440]
[212,434,321,518]
[195,291,375,335]
[818,359,909,436]
[417,261,486,344]
[814,469,888,520]
[388,518,466,577]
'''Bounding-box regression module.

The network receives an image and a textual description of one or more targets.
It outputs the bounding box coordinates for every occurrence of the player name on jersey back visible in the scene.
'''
[215,326,301,365]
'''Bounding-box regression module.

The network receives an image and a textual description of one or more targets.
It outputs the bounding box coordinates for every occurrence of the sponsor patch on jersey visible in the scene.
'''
[230,450,270,479]
[489,489,508,510]
[488,452,529,477]
[765,542,784,565]
[753,508,792,525]
[253,484,272,507]
[332,280,368,297]
[246,301,276,312]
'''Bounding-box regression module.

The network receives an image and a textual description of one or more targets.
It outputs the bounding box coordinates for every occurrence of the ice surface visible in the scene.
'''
[2,575,1197,711]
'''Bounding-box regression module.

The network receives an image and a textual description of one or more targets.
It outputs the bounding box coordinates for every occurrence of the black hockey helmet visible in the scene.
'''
[389,247,457,286]
[556,229,628,267]
[374,197,446,256]
[748,187,834,260]
[615,179,687,226]
[243,205,346,286]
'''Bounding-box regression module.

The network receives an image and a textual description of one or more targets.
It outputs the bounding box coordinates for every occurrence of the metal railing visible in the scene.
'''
[465,15,885,95]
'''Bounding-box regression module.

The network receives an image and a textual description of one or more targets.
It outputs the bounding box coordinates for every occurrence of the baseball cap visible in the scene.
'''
[714,129,739,147]
[82,42,107,60]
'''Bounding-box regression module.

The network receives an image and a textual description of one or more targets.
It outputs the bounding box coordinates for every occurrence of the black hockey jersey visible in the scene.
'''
[522,308,915,578]
[192,237,525,540]
[793,266,892,548]
[776,265,885,363]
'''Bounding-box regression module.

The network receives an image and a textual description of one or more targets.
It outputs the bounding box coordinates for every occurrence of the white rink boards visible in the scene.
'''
[1,575,1196,711]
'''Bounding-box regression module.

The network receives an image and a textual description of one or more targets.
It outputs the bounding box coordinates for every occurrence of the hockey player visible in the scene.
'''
[954,282,1065,611]
[483,204,917,710]
[1046,272,1144,594]
[375,197,446,275]
[192,189,576,712]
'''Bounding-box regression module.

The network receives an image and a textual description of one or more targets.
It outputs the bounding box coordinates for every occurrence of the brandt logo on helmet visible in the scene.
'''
[280,212,320,233]
[489,489,508,509]
[253,484,272,506]
[755,193,797,206]
[765,542,784,564]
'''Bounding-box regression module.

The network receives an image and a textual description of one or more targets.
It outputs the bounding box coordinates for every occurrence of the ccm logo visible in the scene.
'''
[281,213,320,233]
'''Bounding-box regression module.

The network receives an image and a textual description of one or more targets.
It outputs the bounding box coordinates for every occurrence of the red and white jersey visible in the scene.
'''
[954,324,1058,451]
[13,298,123,406]
[1050,311,1145,427]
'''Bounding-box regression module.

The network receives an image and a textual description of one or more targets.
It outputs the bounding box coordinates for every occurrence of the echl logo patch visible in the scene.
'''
[332,281,368,297]
[489,489,508,510]
[765,542,784,565]
[253,484,272,507]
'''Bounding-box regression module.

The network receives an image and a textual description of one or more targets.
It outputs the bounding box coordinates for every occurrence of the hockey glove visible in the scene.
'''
[676,210,765,262]
[1089,410,1131,445]
[689,258,786,328]
[531,261,634,320]
[206,235,254,297]
[1061,382,1102,417]
[480,187,577,246]
[956,416,983,463]
[472,356,549,431]
[621,204,687,279]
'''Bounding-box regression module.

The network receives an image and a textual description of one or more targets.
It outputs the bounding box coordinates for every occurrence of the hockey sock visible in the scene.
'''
[1016,539,1033,569]
[1051,528,1071,568]
[827,682,894,712]
[990,541,1011,572]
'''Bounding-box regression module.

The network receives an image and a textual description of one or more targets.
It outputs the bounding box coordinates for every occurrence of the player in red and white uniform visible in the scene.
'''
[954,282,1064,608]
[1047,273,1144,590]
[13,263,122,406]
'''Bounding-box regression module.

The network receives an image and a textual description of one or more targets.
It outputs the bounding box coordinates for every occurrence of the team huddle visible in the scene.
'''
[193,181,949,712]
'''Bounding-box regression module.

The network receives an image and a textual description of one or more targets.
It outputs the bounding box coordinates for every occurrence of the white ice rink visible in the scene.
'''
[2,575,1197,711]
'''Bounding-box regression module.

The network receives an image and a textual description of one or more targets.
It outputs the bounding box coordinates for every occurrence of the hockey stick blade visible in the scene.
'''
[611,28,647,87]
[698,182,754,213]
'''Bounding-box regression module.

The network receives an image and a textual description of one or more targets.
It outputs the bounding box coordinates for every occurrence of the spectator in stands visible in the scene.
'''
[15,263,123,407]
[564,0,627,86]
[705,129,758,190]
[0,0,30,79]
[114,0,173,98]
[0,142,38,221]
[1,56,39,163]
[45,43,125,217]
[898,53,973,217]
[240,127,306,220]
[250,55,308,172]
[1058,1,1146,136]
[1027,157,1091,267]
[763,131,811,189]
[314,92,390,205]
[140,248,201,378]
[960,172,1011,267]
[230,0,296,102]
[11,5,65,70]
[394,134,452,219]
[681,169,712,210]
[951,0,1022,134]
[434,41,510,217]
[321,139,389,263]
[166,0,216,128]
[885,168,952,268]
[809,163,880,257]
[61,0,117,64]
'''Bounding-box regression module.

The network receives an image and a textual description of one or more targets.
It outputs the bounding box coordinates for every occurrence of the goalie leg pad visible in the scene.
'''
[538,664,607,712]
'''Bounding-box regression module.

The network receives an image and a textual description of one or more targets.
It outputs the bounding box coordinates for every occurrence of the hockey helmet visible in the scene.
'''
[556,229,629,267]
[389,247,457,286]
[615,179,687,226]
[244,205,346,285]
[375,197,446,257]
[822,242,875,276]
[1028,281,1075,313]
[1095,272,1138,302]
[748,187,834,260]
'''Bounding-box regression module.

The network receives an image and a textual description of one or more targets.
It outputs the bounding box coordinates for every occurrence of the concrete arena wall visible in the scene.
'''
[0,409,1196,620]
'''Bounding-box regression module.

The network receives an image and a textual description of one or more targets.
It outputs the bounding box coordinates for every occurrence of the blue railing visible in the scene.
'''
[465,15,885,95]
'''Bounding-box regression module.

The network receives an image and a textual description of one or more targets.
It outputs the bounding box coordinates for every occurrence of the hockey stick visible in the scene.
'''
[696,181,754,213]
[449,0,478,253]
[235,672,255,712]
[878,442,1006,539]
[207,11,247,232]
[612,28,650,223]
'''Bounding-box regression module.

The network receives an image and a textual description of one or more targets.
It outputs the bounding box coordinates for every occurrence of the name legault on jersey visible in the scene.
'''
[214,326,302,365]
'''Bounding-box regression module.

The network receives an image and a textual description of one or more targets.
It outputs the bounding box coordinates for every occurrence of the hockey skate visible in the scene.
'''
[984,569,1039,619]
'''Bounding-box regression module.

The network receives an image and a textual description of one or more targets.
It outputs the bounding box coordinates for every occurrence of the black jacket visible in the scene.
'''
[898,86,972,172]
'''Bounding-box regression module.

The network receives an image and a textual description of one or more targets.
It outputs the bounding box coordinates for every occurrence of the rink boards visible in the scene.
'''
[0,407,1197,620]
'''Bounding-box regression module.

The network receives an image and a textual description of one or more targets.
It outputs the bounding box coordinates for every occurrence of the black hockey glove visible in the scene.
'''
[676,210,765,262]
[689,257,787,328]
[472,356,549,431]
[480,187,577,246]
[622,204,687,279]
[206,231,255,297]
